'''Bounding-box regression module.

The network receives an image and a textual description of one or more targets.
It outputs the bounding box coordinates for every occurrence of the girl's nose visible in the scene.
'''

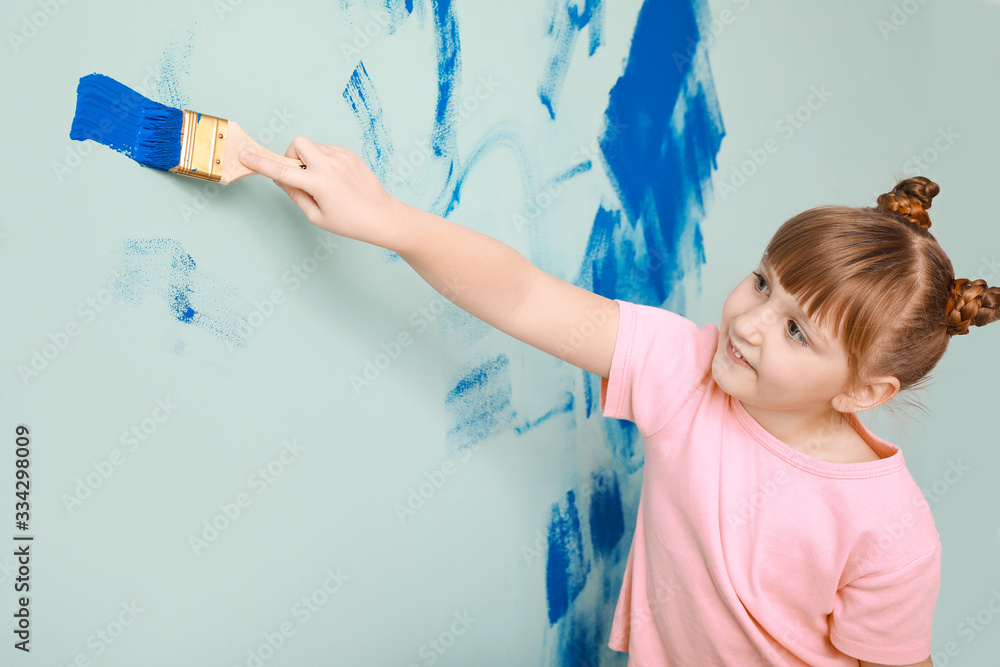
[734,305,770,346]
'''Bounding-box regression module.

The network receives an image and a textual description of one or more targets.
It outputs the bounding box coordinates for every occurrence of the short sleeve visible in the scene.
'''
[829,543,941,664]
[598,299,718,437]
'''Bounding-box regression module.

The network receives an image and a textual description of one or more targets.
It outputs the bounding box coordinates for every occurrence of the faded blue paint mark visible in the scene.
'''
[118,239,197,324]
[588,469,624,558]
[546,490,590,624]
[439,127,535,217]
[156,29,194,109]
[114,239,246,348]
[514,391,573,434]
[444,354,516,452]
[343,61,395,181]
[539,0,605,119]
[340,0,414,36]
[604,415,643,474]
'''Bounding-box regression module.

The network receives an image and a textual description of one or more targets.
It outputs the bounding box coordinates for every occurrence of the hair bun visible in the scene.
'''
[945,278,1000,336]
[876,176,940,230]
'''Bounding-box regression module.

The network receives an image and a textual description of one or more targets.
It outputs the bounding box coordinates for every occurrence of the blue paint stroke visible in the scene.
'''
[444,354,516,452]
[396,1,537,220]
[539,0,605,119]
[554,160,592,183]
[588,469,624,558]
[582,371,596,419]
[585,0,724,308]
[577,205,623,300]
[514,391,574,435]
[343,61,395,181]
[429,0,461,160]
[114,239,246,348]
[546,490,590,624]
[437,127,535,217]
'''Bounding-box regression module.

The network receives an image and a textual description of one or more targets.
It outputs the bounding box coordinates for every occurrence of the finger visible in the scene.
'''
[238,150,311,190]
[284,143,298,159]
[286,135,325,165]
[276,182,322,223]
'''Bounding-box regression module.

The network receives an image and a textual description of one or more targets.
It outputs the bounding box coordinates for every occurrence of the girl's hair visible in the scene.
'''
[762,176,1000,409]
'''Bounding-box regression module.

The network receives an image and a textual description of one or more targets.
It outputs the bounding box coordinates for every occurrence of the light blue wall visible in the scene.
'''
[1,0,997,665]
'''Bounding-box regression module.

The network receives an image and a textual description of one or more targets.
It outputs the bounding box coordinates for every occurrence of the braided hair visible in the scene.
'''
[876,177,1000,337]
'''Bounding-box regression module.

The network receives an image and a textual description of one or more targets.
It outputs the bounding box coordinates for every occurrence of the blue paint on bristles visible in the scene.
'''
[69,73,182,171]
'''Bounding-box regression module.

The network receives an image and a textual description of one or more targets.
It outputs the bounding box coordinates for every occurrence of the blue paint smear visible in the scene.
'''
[539,0,605,119]
[438,128,535,218]
[429,0,461,160]
[69,74,182,171]
[554,160,592,183]
[156,29,194,109]
[343,0,414,33]
[604,415,643,474]
[514,391,573,434]
[117,239,197,323]
[444,355,516,452]
[406,1,538,219]
[588,469,624,558]
[588,0,725,308]
[343,61,395,180]
[582,371,595,419]
[556,609,623,667]
[546,490,590,624]
[114,239,246,348]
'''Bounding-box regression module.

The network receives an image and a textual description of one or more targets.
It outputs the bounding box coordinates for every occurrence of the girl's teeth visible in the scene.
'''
[734,348,743,359]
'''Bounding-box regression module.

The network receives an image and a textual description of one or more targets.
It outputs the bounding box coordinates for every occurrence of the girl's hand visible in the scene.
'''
[238,136,402,250]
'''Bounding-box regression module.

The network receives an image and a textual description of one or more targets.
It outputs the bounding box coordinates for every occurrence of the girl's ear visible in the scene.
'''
[832,376,901,413]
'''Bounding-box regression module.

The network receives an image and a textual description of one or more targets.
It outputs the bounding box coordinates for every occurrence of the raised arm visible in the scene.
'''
[238,138,620,379]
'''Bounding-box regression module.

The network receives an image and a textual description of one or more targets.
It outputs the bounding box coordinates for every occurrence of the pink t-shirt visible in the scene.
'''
[599,300,940,666]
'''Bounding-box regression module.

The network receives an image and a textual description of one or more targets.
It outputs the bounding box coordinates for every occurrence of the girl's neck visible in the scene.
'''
[738,400,879,463]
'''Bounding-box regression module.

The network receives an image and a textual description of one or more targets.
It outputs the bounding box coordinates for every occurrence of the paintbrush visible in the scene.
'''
[69,73,303,184]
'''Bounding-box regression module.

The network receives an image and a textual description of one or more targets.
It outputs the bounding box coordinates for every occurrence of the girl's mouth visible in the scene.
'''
[727,338,754,370]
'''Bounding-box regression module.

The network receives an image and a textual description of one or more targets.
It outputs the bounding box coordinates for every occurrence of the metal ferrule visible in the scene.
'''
[171,110,228,182]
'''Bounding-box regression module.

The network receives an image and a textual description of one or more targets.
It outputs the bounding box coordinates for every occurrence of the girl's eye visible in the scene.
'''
[786,320,808,346]
[752,271,770,295]
[752,271,809,346]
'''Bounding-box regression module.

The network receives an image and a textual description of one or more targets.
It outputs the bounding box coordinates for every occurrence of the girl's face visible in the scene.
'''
[711,261,855,417]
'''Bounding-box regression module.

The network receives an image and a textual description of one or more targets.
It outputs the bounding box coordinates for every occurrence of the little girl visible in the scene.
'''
[238,143,998,666]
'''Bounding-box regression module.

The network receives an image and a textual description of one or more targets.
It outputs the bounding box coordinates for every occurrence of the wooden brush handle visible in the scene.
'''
[221,120,303,185]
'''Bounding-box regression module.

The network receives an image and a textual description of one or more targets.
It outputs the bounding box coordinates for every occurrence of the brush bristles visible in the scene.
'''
[69,73,182,171]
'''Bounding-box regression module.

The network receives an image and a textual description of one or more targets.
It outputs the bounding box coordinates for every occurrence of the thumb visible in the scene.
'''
[238,150,310,190]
